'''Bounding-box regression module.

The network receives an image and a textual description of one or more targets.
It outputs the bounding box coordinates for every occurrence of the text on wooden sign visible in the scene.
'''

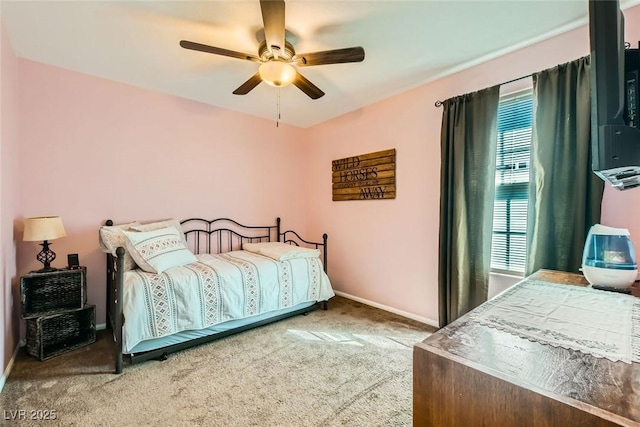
[332,149,396,201]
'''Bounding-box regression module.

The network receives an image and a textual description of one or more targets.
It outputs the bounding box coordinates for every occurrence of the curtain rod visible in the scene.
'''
[434,72,533,107]
[434,54,590,107]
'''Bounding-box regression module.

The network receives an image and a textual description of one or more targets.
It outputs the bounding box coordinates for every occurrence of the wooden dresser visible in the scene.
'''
[413,270,640,427]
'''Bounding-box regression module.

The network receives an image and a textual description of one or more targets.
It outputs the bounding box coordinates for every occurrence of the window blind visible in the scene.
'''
[491,91,533,274]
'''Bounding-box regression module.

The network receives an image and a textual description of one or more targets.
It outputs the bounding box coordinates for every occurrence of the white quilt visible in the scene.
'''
[122,250,334,353]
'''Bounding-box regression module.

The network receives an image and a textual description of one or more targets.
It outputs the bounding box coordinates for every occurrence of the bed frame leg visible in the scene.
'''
[322,300,328,310]
[114,247,125,374]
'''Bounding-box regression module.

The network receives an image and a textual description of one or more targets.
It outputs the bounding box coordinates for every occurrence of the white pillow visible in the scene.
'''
[98,221,140,271]
[242,242,320,261]
[123,227,197,274]
[130,219,188,246]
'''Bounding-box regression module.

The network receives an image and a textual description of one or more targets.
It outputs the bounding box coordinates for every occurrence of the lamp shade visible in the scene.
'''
[23,216,67,242]
[259,60,296,87]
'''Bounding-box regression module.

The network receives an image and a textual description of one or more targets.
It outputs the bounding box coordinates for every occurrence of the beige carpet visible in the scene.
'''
[1,297,434,426]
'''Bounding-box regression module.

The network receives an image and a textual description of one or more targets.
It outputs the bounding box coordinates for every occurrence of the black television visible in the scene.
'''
[589,0,640,190]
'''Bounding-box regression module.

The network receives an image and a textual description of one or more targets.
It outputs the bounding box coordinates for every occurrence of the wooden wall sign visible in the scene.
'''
[332,148,396,201]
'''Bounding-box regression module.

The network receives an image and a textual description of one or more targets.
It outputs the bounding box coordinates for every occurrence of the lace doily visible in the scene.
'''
[470,279,640,364]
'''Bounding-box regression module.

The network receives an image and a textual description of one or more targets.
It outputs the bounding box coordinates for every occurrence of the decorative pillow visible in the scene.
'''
[98,221,140,271]
[123,227,197,274]
[242,242,320,261]
[130,218,187,246]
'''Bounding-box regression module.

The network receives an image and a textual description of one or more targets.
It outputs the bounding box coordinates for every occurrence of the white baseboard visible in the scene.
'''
[334,291,439,328]
[96,323,107,331]
[0,340,25,394]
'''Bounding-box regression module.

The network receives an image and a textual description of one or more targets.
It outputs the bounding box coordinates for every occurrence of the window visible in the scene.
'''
[491,91,533,274]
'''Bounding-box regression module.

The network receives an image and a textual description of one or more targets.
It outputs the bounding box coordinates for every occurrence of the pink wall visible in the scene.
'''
[1,23,20,377]
[305,5,640,325]
[17,60,307,326]
[602,190,640,265]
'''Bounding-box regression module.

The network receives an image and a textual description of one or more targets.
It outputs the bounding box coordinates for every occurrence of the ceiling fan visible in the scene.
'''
[179,0,365,100]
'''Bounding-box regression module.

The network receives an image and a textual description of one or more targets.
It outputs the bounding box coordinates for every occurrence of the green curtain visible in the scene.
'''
[526,56,604,275]
[438,86,500,327]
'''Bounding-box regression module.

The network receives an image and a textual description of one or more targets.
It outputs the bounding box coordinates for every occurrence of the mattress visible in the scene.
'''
[122,250,334,353]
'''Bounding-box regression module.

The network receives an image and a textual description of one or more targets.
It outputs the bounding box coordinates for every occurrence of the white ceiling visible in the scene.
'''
[2,0,640,128]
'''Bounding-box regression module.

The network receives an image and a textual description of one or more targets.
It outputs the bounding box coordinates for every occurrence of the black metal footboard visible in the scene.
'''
[280,229,328,274]
[280,229,329,310]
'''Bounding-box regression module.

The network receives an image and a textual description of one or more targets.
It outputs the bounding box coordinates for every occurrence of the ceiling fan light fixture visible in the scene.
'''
[259,60,296,87]
[180,1,362,99]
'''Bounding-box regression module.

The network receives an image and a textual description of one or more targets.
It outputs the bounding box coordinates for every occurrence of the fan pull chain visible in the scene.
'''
[276,88,281,128]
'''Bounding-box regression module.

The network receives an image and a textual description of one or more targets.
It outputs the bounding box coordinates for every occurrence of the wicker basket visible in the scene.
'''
[20,268,86,318]
[26,305,96,361]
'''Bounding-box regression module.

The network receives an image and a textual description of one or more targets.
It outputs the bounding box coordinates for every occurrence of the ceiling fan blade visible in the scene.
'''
[180,40,261,63]
[232,72,263,95]
[293,47,365,67]
[293,72,325,100]
[260,0,285,58]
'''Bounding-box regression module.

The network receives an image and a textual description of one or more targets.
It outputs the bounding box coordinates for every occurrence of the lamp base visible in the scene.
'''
[35,240,57,273]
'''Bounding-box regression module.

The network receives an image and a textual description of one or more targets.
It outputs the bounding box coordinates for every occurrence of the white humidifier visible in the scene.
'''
[582,224,638,289]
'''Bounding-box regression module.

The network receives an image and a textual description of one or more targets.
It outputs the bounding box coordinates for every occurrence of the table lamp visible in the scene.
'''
[23,216,67,272]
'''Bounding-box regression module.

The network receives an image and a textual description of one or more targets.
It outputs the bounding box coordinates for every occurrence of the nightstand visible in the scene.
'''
[20,267,96,360]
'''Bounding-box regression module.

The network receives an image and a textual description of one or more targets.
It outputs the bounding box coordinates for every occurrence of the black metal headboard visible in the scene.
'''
[180,217,280,254]
[181,217,328,273]
[105,217,328,273]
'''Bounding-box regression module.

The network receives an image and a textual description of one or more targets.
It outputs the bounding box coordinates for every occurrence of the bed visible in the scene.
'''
[102,217,333,374]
